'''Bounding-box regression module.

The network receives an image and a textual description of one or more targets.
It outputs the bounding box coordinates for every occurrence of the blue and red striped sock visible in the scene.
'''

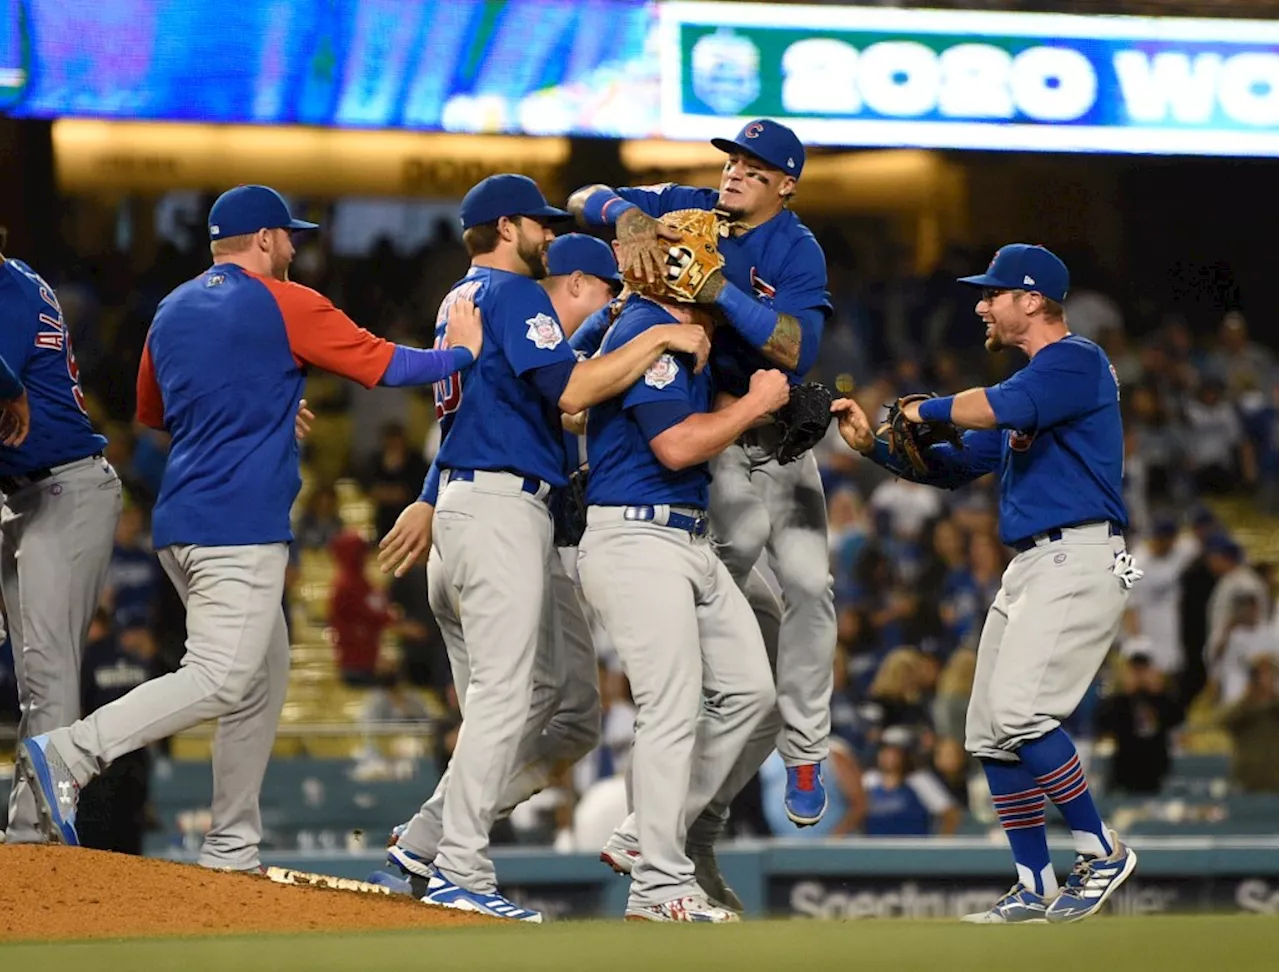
[1017,727,1113,858]
[981,759,1057,897]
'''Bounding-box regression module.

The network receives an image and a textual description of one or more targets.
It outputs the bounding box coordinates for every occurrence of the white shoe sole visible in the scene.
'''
[600,847,639,875]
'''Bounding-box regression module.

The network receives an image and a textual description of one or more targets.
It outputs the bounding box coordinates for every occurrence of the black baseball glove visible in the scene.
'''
[772,382,834,465]
[551,468,590,547]
[880,393,963,475]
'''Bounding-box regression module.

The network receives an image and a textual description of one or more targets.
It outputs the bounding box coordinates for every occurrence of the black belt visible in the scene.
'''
[446,469,544,496]
[1011,521,1124,553]
[0,452,104,495]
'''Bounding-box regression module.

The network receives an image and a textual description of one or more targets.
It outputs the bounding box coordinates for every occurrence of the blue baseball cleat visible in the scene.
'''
[16,734,80,846]
[365,870,413,895]
[387,843,434,879]
[1045,830,1137,923]
[784,763,828,826]
[961,884,1050,924]
[421,870,543,922]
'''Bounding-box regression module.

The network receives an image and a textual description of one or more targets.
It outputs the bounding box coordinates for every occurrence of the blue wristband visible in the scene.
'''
[918,395,954,423]
[581,188,637,227]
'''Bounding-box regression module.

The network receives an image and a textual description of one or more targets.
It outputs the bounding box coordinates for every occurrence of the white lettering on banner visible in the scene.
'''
[780,40,1097,121]
[1010,47,1097,121]
[782,38,860,113]
[937,44,1015,118]
[860,41,939,117]
[790,880,1005,919]
[1236,879,1280,914]
[1115,51,1279,126]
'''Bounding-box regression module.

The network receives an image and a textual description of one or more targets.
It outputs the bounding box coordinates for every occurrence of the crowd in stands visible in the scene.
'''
[1,209,1275,850]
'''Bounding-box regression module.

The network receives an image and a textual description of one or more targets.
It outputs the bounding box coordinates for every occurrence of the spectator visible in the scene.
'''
[1203,536,1268,680]
[76,608,160,855]
[861,728,960,836]
[1206,312,1275,399]
[1177,509,1226,709]
[760,738,867,837]
[328,529,395,687]
[920,518,980,653]
[968,530,1006,616]
[1208,591,1279,707]
[1182,378,1252,494]
[1095,652,1179,795]
[932,737,971,810]
[388,569,448,692]
[1127,385,1186,506]
[361,421,431,542]
[1218,655,1279,793]
[573,663,636,799]
[931,647,976,745]
[296,483,344,551]
[100,502,161,634]
[1125,517,1199,676]
[860,646,933,751]
[828,487,870,604]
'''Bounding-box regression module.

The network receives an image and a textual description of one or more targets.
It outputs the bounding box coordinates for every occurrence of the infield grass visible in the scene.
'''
[1,914,1274,972]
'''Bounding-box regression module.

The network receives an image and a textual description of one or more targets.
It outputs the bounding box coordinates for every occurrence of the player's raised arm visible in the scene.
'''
[831,396,1000,489]
[269,280,480,389]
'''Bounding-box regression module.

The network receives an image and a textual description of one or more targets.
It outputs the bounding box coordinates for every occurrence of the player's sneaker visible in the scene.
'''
[387,822,408,847]
[365,870,413,895]
[600,829,641,875]
[16,734,80,846]
[689,845,745,913]
[388,843,434,879]
[1045,831,1137,924]
[420,870,542,922]
[625,893,741,923]
[960,884,1050,924]
[784,763,828,827]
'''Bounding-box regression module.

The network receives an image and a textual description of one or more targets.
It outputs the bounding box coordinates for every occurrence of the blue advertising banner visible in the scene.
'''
[1,0,1276,156]
[659,2,1279,156]
[0,0,659,136]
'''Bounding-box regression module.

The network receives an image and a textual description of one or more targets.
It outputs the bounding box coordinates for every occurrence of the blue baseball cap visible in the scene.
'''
[459,173,570,230]
[958,244,1070,303]
[711,119,805,179]
[546,234,621,286]
[208,185,318,240]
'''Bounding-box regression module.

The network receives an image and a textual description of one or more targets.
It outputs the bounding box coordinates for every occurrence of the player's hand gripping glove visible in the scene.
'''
[622,209,726,303]
[772,382,834,465]
[1112,551,1144,590]
[879,393,963,476]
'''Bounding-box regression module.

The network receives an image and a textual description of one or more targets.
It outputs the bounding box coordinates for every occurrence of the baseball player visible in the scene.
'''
[831,244,1142,924]
[0,234,121,845]
[379,175,709,922]
[579,290,789,921]
[380,234,621,889]
[569,119,835,830]
[16,185,482,869]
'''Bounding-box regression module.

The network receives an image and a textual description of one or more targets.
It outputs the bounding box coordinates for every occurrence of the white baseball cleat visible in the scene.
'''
[625,893,740,923]
[600,829,641,875]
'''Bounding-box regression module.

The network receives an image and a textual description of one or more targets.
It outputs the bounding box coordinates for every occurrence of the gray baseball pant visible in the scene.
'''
[44,542,290,870]
[966,524,1130,760]
[709,441,834,765]
[578,506,774,907]
[398,540,600,861]
[3,456,121,843]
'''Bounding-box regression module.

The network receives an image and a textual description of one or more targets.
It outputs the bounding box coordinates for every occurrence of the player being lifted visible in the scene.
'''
[569,119,835,907]
[830,244,1142,924]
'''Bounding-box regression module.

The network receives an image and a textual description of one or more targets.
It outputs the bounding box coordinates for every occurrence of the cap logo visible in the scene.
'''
[786,157,795,169]
[744,122,764,138]
[210,224,220,237]
[1023,275,1035,286]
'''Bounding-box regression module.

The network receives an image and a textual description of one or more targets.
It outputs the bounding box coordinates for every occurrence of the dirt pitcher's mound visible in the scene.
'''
[0,845,493,941]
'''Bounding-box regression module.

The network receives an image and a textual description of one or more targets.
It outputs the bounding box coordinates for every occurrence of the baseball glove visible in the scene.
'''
[772,382,834,465]
[622,208,725,302]
[551,468,589,547]
[880,393,963,475]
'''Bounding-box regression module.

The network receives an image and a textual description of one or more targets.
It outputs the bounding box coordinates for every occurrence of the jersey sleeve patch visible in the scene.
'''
[644,353,680,389]
[526,313,565,351]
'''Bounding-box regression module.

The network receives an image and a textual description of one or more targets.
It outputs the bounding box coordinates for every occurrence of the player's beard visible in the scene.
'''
[517,236,547,280]
[269,245,292,282]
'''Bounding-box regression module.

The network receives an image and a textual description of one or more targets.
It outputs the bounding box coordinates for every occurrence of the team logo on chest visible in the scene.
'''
[525,313,564,350]
[1009,429,1037,452]
[644,353,679,389]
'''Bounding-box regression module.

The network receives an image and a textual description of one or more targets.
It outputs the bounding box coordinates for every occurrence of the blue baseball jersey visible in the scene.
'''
[585,296,713,508]
[885,335,1127,546]
[0,259,106,476]
[617,184,832,396]
[139,265,395,548]
[570,301,616,359]
[432,267,577,488]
